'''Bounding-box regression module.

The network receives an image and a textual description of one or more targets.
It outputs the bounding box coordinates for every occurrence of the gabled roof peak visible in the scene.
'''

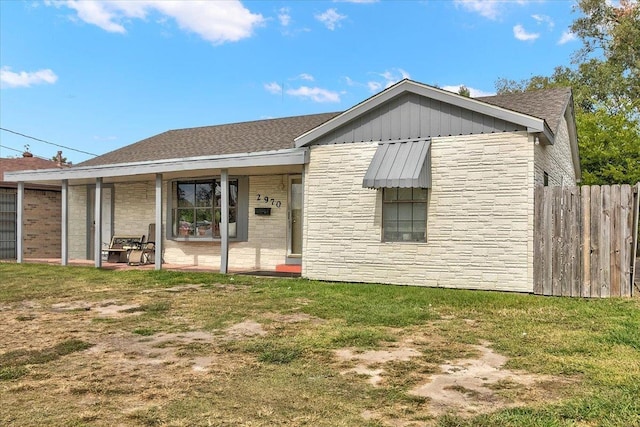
[294,79,569,147]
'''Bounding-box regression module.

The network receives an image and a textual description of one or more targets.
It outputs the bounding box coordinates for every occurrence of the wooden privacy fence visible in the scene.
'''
[534,183,639,298]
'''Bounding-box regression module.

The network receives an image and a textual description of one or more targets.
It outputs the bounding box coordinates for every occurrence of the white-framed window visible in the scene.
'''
[382,188,428,242]
[170,178,245,240]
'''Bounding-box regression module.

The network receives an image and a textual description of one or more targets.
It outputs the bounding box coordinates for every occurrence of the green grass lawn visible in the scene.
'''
[1,263,639,426]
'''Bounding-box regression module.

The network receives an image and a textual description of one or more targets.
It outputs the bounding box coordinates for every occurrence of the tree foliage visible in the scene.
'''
[496,0,639,185]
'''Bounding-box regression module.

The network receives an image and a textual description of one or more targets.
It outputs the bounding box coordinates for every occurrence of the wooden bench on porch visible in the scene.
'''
[107,235,144,263]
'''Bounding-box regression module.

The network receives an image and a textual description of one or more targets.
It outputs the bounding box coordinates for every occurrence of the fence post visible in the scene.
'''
[581,185,591,297]
[611,185,621,297]
[533,186,544,295]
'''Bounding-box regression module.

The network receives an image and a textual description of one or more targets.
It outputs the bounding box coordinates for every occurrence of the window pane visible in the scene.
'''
[398,203,412,220]
[177,183,195,207]
[230,181,238,207]
[214,182,222,207]
[398,220,412,233]
[383,220,398,233]
[383,203,397,221]
[171,182,178,210]
[195,183,213,207]
[195,209,212,236]
[383,188,397,201]
[413,188,428,201]
[398,188,413,201]
[383,228,397,242]
[177,209,194,236]
[413,203,426,222]
[229,207,237,238]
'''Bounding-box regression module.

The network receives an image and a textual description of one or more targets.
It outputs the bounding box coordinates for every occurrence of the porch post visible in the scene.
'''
[94,177,102,268]
[16,181,24,263]
[61,179,68,266]
[155,173,163,270]
[220,169,229,274]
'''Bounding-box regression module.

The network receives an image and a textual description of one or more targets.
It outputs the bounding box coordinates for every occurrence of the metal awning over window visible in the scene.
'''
[362,139,431,188]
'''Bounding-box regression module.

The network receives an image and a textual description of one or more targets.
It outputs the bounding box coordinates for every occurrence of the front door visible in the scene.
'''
[288,176,303,259]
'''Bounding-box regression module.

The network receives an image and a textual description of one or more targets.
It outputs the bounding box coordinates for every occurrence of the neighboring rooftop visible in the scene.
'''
[0,154,62,183]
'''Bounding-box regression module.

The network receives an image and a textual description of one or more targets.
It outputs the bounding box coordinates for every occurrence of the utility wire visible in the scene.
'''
[0,127,98,157]
[0,144,23,154]
[0,144,52,161]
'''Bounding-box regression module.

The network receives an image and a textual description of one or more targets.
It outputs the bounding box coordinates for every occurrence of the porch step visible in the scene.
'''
[275,264,301,274]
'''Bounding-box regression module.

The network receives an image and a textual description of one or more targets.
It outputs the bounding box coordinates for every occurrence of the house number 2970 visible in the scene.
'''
[256,194,282,208]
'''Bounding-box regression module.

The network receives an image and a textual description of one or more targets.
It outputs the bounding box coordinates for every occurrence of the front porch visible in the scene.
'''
[6,149,308,275]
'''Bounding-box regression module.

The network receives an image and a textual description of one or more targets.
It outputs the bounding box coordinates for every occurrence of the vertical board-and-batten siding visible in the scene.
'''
[312,92,527,145]
[303,132,534,292]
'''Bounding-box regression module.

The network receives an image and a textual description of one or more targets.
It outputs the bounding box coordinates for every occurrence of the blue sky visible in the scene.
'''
[1,0,581,164]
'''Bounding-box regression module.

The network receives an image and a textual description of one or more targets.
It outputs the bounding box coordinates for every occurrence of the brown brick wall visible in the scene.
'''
[23,189,62,258]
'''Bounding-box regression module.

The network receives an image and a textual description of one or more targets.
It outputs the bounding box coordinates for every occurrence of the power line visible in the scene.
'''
[0,127,98,157]
[0,144,23,154]
[0,144,52,161]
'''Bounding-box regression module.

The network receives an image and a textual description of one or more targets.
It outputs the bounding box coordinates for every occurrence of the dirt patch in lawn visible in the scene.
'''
[51,300,143,318]
[409,341,557,417]
[336,347,422,386]
[335,337,566,423]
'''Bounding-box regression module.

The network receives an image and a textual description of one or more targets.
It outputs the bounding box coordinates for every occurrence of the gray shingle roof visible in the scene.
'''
[477,87,572,135]
[78,87,571,168]
[79,112,340,167]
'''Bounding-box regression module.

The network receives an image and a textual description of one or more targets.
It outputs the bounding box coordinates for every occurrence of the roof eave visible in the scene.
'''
[4,148,309,184]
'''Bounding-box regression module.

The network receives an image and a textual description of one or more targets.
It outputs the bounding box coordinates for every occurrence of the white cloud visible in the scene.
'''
[513,24,540,41]
[441,85,495,97]
[454,0,502,20]
[343,76,356,86]
[0,67,58,88]
[531,14,554,29]
[455,0,537,20]
[315,8,346,30]
[558,30,577,45]
[367,81,382,92]
[286,86,340,103]
[367,68,410,91]
[45,0,264,45]
[297,73,315,81]
[264,82,282,94]
[278,7,291,27]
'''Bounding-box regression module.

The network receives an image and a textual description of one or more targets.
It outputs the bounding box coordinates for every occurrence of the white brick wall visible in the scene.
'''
[534,115,577,186]
[113,181,156,236]
[68,185,87,259]
[303,132,535,292]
